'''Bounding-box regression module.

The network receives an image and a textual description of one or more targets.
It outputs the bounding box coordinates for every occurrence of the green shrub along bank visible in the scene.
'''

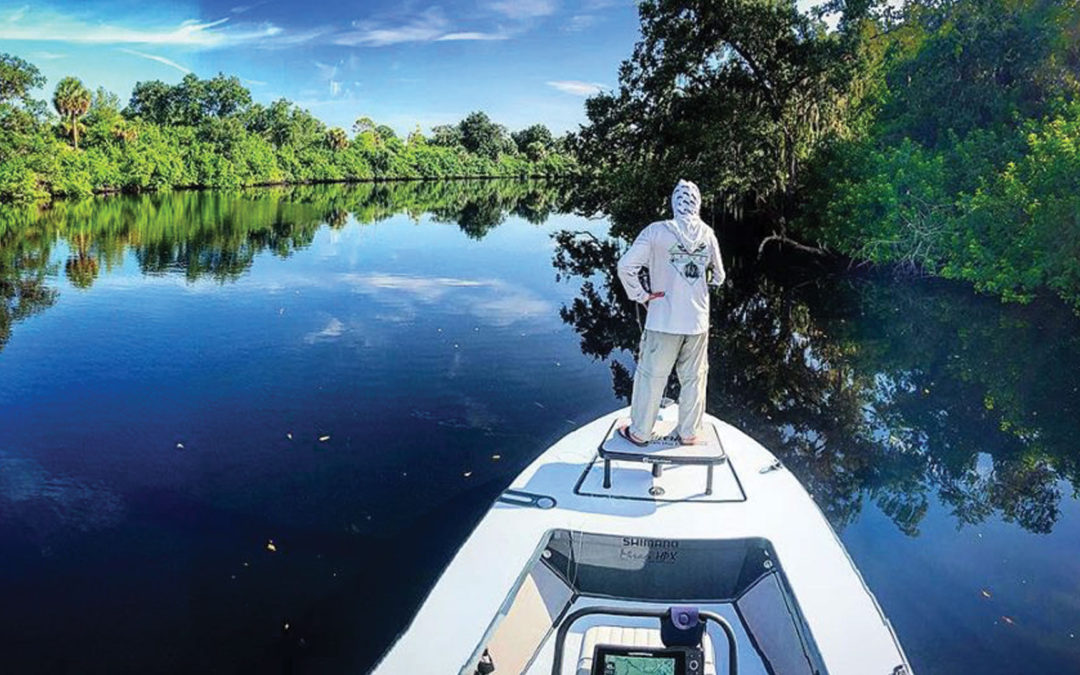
[573,0,1080,310]
[0,55,575,205]
[802,0,1080,311]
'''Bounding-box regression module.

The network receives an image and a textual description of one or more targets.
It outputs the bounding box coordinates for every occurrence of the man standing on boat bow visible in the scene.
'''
[616,179,725,446]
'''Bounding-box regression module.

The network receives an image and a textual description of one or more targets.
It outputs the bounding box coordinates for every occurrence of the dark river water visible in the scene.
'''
[0,181,1078,675]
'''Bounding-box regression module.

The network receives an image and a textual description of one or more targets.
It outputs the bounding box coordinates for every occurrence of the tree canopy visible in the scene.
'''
[573,0,875,240]
[801,0,1080,309]
[0,53,44,107]
[0,59,575,206]
[126,73,252,126]
[572,0,1080,309]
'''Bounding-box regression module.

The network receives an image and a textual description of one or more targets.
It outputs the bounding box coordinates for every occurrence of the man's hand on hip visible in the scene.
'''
[645,291,665,304]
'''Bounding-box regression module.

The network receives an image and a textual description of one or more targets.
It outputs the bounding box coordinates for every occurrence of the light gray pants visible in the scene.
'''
[629,329,709,440]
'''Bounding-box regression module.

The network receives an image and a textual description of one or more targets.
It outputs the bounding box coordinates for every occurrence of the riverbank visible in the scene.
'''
[76,172,569,198]
[0,123,575,205]
[570,0,1080,313]
[0,59,576,206]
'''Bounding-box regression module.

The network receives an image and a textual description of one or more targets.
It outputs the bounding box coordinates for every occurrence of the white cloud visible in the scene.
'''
[335,9,446,47]
[241,77,267,86]
[4,5,28,23]
[0,8,293,49]
[31,50,67,60]
[230,2,269,14]
[437,31,509,41]
[335,9,512,47]
[564,14,598,31]
[546,80,606,97]
[256,27,332,49]
[488,0,558,20]
[118,48,192,75]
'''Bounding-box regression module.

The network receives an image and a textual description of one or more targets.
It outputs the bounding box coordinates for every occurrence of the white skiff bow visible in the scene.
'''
[374,406,911,675]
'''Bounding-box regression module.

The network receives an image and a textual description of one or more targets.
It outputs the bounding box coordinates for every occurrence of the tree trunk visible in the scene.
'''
[72,113,79,150]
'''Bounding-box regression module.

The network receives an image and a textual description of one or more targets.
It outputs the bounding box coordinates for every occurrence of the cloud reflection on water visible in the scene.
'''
[0,451,125,549]
[340,272,553,327]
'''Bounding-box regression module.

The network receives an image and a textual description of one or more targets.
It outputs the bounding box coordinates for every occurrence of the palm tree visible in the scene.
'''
[325,126,349,151]
[65,230,99,289]
[53,76,92,149]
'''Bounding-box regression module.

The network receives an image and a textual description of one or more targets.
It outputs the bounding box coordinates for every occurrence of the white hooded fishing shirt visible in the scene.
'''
[617,180,725,335]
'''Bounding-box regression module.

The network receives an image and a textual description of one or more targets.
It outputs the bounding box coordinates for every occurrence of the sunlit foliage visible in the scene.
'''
[0,59,575,206]
[573,0,1080,308]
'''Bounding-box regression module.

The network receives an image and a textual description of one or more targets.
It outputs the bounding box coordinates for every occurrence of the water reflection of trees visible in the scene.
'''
[553,230,1080,536]
[0,180,563,352]
[0,216,57,353]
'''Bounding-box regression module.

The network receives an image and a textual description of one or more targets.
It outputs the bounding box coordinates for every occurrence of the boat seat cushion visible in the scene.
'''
[575,625,716,675]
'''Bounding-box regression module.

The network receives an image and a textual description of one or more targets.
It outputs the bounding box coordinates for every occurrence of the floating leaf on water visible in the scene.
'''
[981,589,992,598]
[491,454,501,461]
[463,471,473,478]
[286,433,292,440]
[283,622,290,631]
[318,435,330,442]
[266,541,277,552]
[534,402,545,409]
[176,442,184,449]
[1001,616,1015,625]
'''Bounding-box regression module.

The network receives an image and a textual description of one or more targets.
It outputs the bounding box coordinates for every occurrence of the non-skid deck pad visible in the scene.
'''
[600,417,726,461]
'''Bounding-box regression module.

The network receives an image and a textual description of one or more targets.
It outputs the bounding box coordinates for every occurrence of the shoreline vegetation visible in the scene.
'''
[572,0,1080,311]
[3,0,1080,312]
[0,57,575,205]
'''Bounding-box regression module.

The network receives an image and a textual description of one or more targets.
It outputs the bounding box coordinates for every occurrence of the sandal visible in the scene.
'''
[618,425,650,447]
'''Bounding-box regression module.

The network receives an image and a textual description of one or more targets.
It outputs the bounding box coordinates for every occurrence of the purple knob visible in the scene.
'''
[672,606,698,629]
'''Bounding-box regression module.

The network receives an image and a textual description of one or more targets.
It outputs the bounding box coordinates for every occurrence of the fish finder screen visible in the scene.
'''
[602,654,677,675]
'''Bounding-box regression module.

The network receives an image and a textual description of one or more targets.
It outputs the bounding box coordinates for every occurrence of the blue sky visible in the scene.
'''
[0,0,642,135]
